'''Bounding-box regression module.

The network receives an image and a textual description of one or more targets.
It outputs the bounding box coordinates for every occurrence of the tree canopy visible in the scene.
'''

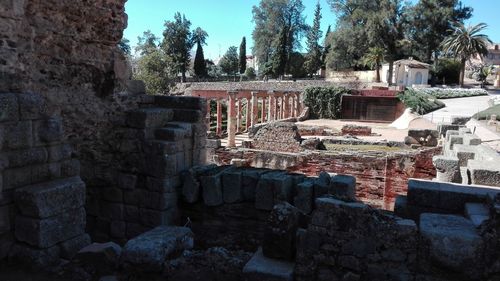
[304,1,323,77]
[219,46,239,77]
[239,37,247,74]
[161,13,193,82]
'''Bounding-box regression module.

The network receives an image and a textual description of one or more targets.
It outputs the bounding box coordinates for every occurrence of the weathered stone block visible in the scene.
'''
[59,233,91,259]
[468,160,500,187]
[453,144,477,167]
[9,243,60,268]
[464,203,490,227]
[447,135,463,151]
[138,208,176,227]
[143,155,177,177]
[0,204,13,235]
[241,169,267,201]
[313,172,331,199]
[102,187,123,203]
[155,96,205,110]
[126,108,173,128]
[173,109,204,123]
[0,93,18,122]
[3,166,32,190]
[75,242,122,275]
[117,173,137,190]
[243,247,294,281]
[463,134,481,146]
[155,127,190,142]
[420,213,484,278]
[101,202,124,220]
[5,147,47,169]
[408,129,439,147]
[47,144,72,162]
[18,92,53,120]
[146,176,179,193]
[144,140,181,155]
[433,156,461,183]
[294,179,314,214]
[4,121,33,149]
[33,118,63,145]
[255,172,293,211]
[124,205,140,223]
[15,207,86,248]
[263,202,303,260]
[110,220,126,239]
[139,190,177,211]
[329,175,356,200]
[200,166,231,207]
[14,176,85,218]
[121,226,194,272]
[222,169,243,203]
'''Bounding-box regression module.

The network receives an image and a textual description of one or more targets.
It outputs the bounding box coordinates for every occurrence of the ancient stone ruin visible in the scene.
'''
[1,1,499,281]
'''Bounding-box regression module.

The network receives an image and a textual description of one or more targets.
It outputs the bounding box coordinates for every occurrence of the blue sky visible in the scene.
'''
[123,0,500,59]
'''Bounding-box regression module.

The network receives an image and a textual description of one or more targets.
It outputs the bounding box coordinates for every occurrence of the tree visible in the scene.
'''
[407,0,472,62]
[321,25,331,71]
[245,67,257,79]
[162,13,193,83]
[239,37,247,74]
[362,47,385,82]
[219,46,239,79]
[271,27,288,78]
[136,30,159,56]
[288,52,308,78]
[304,1,323,77]
[252,0,307,69]
[441,22,492,87]
[118,38,131,56]
[193,27,209,78]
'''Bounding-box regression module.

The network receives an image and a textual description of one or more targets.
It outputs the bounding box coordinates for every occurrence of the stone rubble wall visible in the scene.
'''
[0,93,88,266]
[251,122,303,153]
[214,147,440,209]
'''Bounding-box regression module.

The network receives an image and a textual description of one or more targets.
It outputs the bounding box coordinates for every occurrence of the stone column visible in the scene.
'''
[237,98,242,132]
[290,95,296,117]
[268,91,275,122]
[245,98,251,130]
[295,92,302,116]
[496,73,500,88]
[216,99,223,136]
[251,91,258,127]
[227,91,237,147]
[284,93,290,119]
[261,97,267,123]
[206,99,211,130]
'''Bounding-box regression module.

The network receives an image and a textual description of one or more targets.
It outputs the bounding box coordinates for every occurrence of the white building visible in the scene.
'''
[381,58,430,87]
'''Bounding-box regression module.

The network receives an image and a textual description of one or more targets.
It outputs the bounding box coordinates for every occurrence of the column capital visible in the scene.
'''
[251,91,258,97]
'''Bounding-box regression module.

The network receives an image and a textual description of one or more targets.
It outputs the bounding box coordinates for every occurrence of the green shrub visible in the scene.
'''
[472,104,500,121]
[397,89,445,115]
[416,88,488,99]
[432,59,461,85]
[244,67,256,80]
[303,87,350,119]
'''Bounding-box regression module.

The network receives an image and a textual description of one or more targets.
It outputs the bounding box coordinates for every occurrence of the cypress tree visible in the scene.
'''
[239,37,247,74]
[194,41,207,77]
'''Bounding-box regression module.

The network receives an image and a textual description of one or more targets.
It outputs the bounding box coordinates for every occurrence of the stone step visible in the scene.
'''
[126,108,174,129]
[243,247,294,281]
[467,160,500,187]
[464,202,490,227]
[164,122,193,137]
[172,109,204,123]
[121,226,194,272]
[14,176,86,218]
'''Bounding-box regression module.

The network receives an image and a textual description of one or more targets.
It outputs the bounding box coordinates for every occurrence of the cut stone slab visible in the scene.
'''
[199,166,232,206]
[14,177,85,218]
[59,233,91,259]
[121,226,194,272]
[222,168,243,203]
[453,144,477,167]
[9,243,60,268]
[75,242,122,275]
[243,247,294,281]
[329,175,356,200]
[313,171,331,198]
[255,172,293,211]
[294,179,314,214]
[463,134,481,146]
[420,213,483,275]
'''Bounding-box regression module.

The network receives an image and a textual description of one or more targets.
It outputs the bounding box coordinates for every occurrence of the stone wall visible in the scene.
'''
[214,147,440,209]
[251,122,303,153]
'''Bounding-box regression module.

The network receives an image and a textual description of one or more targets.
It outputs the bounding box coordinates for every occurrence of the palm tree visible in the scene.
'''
[362,47,385,83]
[441,22,492,87]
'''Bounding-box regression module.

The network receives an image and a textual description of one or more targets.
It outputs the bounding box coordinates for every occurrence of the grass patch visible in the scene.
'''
[324,143,408,152]
[472,104,500,121]
[398,89,445,115]
[416,88,488,99]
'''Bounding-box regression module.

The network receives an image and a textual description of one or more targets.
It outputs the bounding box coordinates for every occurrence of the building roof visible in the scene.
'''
[393,58,430,69]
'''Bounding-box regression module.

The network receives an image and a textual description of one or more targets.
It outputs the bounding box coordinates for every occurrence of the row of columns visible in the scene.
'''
[205,91,303,147]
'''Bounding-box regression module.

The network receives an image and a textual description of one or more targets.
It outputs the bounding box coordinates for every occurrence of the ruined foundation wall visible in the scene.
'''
[215,148,440,209]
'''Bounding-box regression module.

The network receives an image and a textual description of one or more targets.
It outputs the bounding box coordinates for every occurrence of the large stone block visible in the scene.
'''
[15,207,86,248]
[255,172,293,211]
[14,176,85,218]
[294,179,314,214]
[241,169,268,201]
[0,93,18,122]
[75,242,122,275]
[329,174,356,200]
[47,144,72,162]
[222,169,243,203]
[121,226,194,272]
[199,166,231,207]
[263,202,303,260]
[155,127,190,142]
[433,156,461,183]
[9,243,60,268]
[243,247,294,281]
[408,129,439,147]
[453,144,477,167]
[0,204,13,235]
[313,172,331,199]
[126,108,173,129]
[116,173,137,190]
[173,109,204,123]
[144,140,181,155]
[3,166,32,190]
[5,147,48,169]
[463,134,481,146]
[59,233,91,259]
[33,117,64,145]
[138,208,177,227]
[468,160,500,187]
[4,120,33,149]
[154,96,206,111]
[143,155,177,178]
[138,190,177,211]
[18,92,54,120]
[420,213,484,278]
[146,176,180,193]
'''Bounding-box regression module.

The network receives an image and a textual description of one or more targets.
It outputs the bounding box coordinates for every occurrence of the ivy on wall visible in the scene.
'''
[303,87,351,119]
